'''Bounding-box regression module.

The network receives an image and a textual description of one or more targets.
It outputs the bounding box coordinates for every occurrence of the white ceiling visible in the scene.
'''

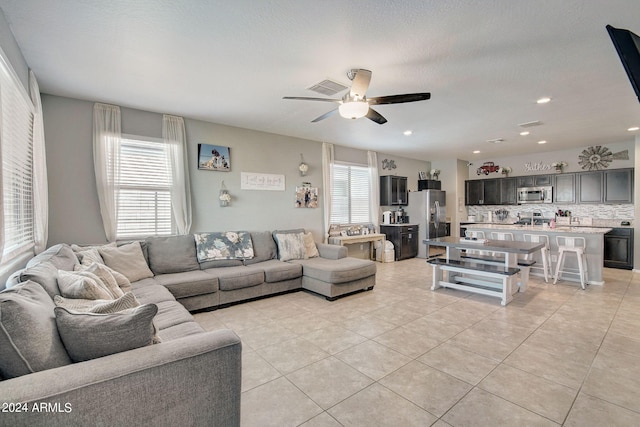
[2,0,639,161]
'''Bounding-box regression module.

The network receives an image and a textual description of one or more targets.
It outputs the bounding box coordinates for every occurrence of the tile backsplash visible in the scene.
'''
[468,203,634,223]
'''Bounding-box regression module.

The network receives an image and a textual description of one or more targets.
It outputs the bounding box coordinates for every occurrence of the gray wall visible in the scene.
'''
[0,7,28,91]
[42,94,428,245]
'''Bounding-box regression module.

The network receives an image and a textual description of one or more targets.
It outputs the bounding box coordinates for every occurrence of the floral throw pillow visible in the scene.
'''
[194,232,255,262]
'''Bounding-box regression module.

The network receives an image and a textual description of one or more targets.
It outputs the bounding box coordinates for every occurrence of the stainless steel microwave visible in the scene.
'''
[517,186,553,204]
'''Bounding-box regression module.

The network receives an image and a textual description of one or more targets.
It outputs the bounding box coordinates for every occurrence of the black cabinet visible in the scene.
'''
[465,178,515,205]
[554,173,576,203]
[516,174,552,187]
[465,180,484,205]
[604,168,633,203]
[577,172,603,203]
[380,225,419,260]
[418,179,441,190]
[604,228,634,269]
[380,176,408,205]
[483,179,500,205]
[500,177,517,204]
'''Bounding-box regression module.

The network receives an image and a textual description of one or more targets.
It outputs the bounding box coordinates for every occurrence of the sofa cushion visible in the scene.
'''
[146,235,200,275]
[16,261,61,298]
[203,266,264,291]
[194,231,255,262]
[27,243,78,271]
[292,257,377,284]
[257,259,303,283]
[243,231,277,265]
[156,321,205,341]
[54,304,159,362]
[0,281,72,379]
[99,241,154,282]
[57,269,114,300]
[154,300,195,330]
[132,283,177,305]
[198,258,244,269]
[273,231,307,261]
[154,270,219,299]
[54,292,140,314]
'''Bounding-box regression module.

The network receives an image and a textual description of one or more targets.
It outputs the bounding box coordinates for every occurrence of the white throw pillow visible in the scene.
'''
[98,242,154,282]
[57,270,113,300]
[274,232,307,261]
[75,262,125,299]
[303,232,319,258]
[54,292,140,314]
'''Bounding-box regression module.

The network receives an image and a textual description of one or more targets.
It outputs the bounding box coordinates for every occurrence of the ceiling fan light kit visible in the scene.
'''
[283,68,431,125]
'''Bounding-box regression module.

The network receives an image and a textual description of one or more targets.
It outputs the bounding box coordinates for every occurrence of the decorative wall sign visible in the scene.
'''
[578,146,629,171]
[523,162,552,172]
[240,172,285,191]
[198,144,230,171]
[295,186,318,208]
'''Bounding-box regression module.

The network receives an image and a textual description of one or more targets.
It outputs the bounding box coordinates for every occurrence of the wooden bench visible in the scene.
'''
[460,253,536,291]
[427,258,520,306]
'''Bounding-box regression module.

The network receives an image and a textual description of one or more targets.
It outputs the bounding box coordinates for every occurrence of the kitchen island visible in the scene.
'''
[463,223,611,285]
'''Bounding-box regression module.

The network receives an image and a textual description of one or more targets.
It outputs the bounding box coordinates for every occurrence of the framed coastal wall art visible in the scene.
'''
[198,144,231,171]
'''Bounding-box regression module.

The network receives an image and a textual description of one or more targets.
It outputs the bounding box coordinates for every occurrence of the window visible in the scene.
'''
[1,56,35,262]
[116,135,173,239]
[330,162,371,224]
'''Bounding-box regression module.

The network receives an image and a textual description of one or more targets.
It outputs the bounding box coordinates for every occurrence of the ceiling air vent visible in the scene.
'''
[307,79,349,96]
[487,138,505,144]
[518,120,543,128]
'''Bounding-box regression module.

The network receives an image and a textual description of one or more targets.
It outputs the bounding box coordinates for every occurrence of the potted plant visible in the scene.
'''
[551,161,567,172]
[498,166,512,177]
[430,169,440,180]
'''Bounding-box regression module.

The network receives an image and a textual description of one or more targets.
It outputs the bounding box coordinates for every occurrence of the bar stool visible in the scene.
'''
[464,230,486,255]
[523,234,552,283]
[490,232,514,257]
[553,236,588,289]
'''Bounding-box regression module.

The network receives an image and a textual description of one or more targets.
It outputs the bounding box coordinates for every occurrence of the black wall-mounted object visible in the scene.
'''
[607,24,640,103]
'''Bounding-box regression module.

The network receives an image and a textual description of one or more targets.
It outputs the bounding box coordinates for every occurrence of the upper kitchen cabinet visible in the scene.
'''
[465,180,484,205]
[554,173,576,203]
[483,179,500,205]
[500,177,517,204]
[604,168,633,203]
[465,178,514,205]
[380,175,408,205]
[516,174,552,187]
[577,171,603,203]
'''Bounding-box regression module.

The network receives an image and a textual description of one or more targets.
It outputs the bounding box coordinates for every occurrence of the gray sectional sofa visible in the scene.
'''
[0,229,376,426]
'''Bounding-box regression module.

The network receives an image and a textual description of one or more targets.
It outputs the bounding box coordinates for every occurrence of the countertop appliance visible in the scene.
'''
[382,211,393,224]
[406,189,447,258]
[517,186,553,204]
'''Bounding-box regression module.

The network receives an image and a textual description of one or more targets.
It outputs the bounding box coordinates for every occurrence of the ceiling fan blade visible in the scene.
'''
[283,96,340,103]
[368,93,431,105]
[366,108,387,125]
[311,108,338,123]
[350,69,372,99]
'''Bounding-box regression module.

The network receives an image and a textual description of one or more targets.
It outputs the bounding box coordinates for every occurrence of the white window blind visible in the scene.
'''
[1,57,35,262]
[116,136,173,239]
[330,163,371,224]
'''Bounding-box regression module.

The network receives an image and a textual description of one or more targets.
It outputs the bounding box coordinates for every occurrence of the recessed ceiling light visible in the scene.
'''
[537,140,547,144]
[403,130,413,136]
[473,150,480,154]
[536,97,551,104]
[520,131,530,136]
[628,126,639,132]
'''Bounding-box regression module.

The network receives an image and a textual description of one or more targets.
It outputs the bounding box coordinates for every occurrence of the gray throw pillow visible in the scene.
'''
[54,304,159,362]
[99,241,154,282]
[146,235,200,274]
[18,261,61,298]
[54,292,140,314]
[0,281,72,378]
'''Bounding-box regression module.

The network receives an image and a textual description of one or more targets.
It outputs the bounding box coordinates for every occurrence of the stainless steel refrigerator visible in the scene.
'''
[406,190,447,258]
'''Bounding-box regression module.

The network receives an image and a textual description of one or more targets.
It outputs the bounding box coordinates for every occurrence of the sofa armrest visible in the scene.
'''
[0,329,242,427]
[316,243,347,260]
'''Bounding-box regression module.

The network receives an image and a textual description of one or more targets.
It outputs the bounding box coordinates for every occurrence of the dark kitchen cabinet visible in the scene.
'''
[604,168,633,203]
[500,177,517,204]
[604,228,634,269]
[465,180,484,205]
[483,179,500,205]
[577,172,603,203]
[380,176,408,205]
[380,224,419,261]
[554,173,576,203]
[516,174,552,187]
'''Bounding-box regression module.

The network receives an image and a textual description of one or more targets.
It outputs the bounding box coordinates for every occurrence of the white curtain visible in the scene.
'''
[29,71,48,254]
[0,84,4,261]
[162,115,192,234]
[93,103,121,242]
[321,142,334,242]
[367,151,380,232]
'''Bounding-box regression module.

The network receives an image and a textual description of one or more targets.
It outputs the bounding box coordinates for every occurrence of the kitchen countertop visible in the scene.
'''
[464,223,612,234]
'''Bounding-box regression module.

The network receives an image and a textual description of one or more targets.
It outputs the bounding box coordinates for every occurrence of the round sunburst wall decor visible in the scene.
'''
[578,145,614,171]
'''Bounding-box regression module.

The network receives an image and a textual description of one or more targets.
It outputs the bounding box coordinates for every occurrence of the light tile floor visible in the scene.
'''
[193,258,640,426]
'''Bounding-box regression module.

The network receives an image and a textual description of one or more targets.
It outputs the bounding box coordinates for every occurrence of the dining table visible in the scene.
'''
[424,236,545,304]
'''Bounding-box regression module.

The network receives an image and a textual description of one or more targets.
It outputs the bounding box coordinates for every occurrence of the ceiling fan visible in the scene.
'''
[283,69,431,125]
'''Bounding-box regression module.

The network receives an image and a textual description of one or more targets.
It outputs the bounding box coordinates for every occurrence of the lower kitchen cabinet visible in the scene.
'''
[380,225,419,261]
[604,228,634,270]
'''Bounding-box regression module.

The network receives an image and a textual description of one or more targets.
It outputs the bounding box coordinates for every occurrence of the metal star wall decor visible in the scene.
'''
[577,145,629,171]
